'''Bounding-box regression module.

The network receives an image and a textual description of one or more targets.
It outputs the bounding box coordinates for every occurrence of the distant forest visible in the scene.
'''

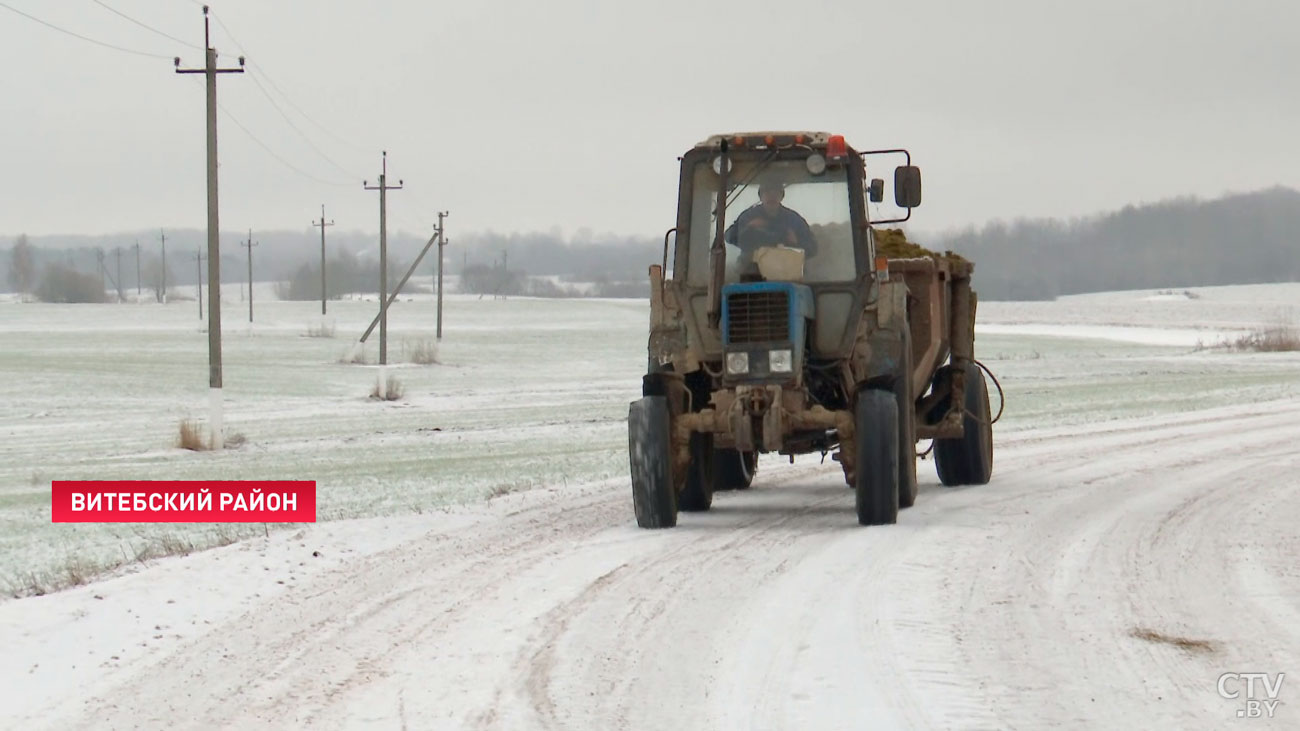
[935,186,1300,300]
[2,187,1297,301]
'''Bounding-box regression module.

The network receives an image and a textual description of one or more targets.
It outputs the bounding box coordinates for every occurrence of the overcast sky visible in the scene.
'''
[1,0,1297,240]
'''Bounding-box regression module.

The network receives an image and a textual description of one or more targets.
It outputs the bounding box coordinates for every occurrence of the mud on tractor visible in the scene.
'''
[628,131,993,528]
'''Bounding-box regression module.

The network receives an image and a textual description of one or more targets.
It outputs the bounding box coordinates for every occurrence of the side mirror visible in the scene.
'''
[894,166,922,208]
[868,178,885,203]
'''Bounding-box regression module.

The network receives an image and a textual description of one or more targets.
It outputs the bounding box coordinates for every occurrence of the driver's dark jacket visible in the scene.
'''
[724,204,816,261]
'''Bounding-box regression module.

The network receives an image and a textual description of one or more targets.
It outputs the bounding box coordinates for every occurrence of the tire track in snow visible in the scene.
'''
[49,398,1300,730]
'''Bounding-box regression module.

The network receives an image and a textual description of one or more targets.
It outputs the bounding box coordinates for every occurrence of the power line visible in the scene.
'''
[249,65,373,154]
[183,77,352,187]
[0,1,173,59]
[201,5,372,154]
[92,0,203,51]
[245,70,361,179]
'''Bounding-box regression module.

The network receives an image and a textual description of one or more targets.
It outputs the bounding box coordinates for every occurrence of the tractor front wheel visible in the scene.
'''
[678,433,715,511]
[855,389,900,526]
[712,448,757,491]
[628,396,677,528]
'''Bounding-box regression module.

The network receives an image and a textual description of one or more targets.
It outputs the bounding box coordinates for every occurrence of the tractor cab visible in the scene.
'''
[677,132,871,291]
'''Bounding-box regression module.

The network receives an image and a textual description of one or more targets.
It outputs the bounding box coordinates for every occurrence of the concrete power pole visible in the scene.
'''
[364,151,403,387]
[195,251,205,320]
[436,211,449,340]
[241,231,258,323]
[312,205,334,316]
[176,5,244,451]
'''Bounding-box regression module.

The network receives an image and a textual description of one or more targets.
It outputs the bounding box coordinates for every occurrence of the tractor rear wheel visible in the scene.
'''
[855,389,900,526]
[628,396,676,528]
[712,448,757,491]
[932,363,994,487]
[678,433,715,512]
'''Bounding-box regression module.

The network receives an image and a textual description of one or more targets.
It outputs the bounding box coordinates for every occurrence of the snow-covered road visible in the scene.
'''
[8,396,1297,729]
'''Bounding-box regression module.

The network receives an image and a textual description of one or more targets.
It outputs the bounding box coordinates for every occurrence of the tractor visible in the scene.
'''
[628,131,993,527]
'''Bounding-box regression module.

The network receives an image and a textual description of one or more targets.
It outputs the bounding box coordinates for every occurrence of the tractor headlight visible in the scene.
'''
[725,351,750,375]
[769,349,793,373]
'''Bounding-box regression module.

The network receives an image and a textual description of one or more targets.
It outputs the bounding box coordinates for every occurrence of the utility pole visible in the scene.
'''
[96,249,106,295]
[499,249,508,300]
[241,231,258,323]
[115,247,123,301]
[436,211,449,340]
[195,251,205,320]
[160,229,168,304]
[176,5,244,451]
[312,204,334,315]
[364,151,403,387]
[134,241,141,296]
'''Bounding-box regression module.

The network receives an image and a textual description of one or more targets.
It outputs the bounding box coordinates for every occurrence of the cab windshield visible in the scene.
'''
[685,157,856,287]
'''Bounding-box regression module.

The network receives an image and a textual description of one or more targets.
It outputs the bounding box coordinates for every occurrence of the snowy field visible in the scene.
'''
[1,282,1299,728]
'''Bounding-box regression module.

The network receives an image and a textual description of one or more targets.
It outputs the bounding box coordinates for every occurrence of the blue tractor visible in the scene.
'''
[629,132,993,527]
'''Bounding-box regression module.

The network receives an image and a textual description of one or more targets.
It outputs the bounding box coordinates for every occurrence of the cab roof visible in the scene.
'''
[694,131,834,148]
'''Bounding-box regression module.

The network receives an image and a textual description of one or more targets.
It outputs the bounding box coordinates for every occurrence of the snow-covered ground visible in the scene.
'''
[1,283,1298,728]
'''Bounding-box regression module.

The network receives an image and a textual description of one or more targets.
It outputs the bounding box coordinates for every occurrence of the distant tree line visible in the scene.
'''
[929,187,1300,300]
[5,187,1297,302]
[276,249,424,301]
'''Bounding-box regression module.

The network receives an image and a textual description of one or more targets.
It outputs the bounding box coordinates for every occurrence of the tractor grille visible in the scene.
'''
[726,290,789,344]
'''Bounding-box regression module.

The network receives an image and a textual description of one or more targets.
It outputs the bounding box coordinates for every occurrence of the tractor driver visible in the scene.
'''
[724,176,816,275]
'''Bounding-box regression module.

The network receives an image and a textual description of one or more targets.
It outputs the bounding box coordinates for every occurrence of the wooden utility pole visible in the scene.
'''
[175,5,244,450]
[363,151,402,369]
[195,251,206,320]
[436,211,449,340]
[241,231,258,323]
[312,204,334,315]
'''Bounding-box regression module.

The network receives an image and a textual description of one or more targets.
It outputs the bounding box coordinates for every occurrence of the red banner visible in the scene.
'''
[51,481,316,523]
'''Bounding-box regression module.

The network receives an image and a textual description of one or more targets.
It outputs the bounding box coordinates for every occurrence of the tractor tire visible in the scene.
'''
[712,448,757,491]
[628,396,676,528]
[678,432,715,512]
[932,362,994,487]
[896,330,919,509]
[855,389,900,526]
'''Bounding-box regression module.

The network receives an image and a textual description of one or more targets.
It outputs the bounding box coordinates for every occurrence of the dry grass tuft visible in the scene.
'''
[177,419,209,451]
[404,338,440,365]
[305,323,336,338]
[1230,326,1300,352]
[339,347,370,365]
[1130,627,1218,655]
[370,375,405,401]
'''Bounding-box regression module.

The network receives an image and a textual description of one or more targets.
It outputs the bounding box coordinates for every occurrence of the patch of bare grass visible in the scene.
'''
[305,322,336,338]
[370,375,405,401]
[1130,627,1218,655]
[403,338,440,365]
[338,346,370,365]
[1230,326,1300,352]
[177,419,209,451]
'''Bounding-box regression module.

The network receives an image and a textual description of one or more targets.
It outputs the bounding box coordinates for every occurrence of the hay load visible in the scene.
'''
[874,228,969,267]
